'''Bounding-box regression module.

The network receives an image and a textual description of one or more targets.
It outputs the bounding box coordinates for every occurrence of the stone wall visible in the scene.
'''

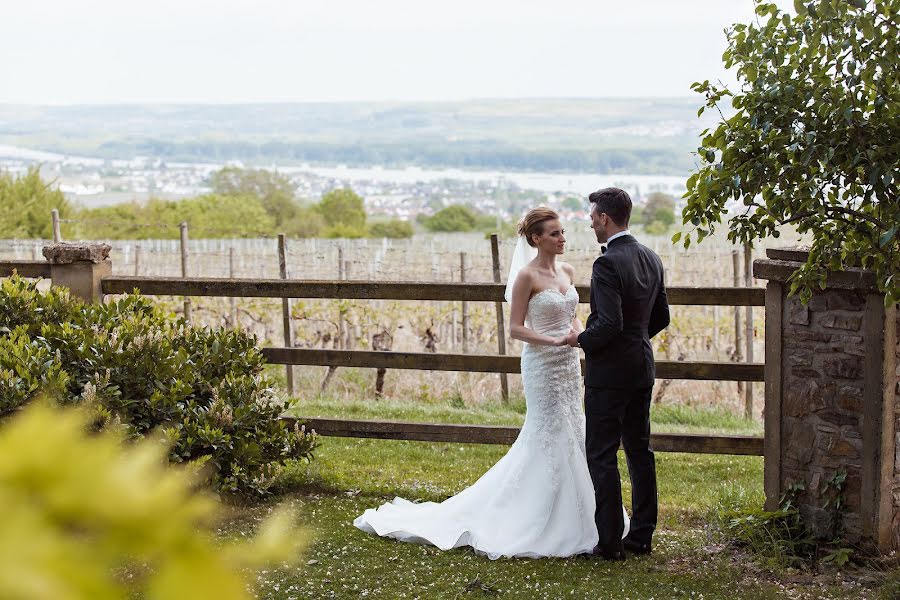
[781,288,867,538]
[756,249,897,551]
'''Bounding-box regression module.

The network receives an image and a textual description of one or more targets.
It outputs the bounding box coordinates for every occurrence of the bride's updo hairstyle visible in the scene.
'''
[517,207,560,248]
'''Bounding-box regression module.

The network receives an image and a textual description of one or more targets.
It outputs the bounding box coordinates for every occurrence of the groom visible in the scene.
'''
[566,187,670,561]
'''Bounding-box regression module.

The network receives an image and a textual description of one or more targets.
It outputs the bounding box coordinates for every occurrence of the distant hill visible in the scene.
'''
[0,99,720,174]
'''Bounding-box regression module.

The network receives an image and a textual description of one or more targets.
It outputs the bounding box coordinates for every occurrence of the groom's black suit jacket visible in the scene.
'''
[577,234,670,389]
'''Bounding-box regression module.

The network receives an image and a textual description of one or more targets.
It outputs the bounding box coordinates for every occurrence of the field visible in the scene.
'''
[1,226,796,420]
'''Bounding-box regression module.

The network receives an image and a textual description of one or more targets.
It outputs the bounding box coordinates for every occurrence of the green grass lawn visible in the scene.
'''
[219,398,878,599]
[286,395,765,437]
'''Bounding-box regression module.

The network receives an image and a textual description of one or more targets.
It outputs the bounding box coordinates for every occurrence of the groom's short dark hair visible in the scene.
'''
[588,187,632,227]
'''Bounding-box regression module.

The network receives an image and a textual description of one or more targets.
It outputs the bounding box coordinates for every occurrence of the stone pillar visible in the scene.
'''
[755,248,899,552]
[42,243,112,304]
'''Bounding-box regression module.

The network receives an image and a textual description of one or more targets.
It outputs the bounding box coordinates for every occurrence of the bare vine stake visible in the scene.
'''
[179,221,191,323]
[743,243,754,419]
[732,249,744,402]
[278,234,294,396]
[460,252,469,354]
[134,245,142,276]
[490,234,509,404]
[229,246,238,330]
[450,268,458,349]
[51,209,61,243]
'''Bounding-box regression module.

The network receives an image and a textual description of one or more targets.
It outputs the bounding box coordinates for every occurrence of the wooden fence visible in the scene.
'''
[2,263,766,456]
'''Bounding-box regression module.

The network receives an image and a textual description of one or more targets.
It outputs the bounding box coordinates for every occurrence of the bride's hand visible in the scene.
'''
[552,336,569,347]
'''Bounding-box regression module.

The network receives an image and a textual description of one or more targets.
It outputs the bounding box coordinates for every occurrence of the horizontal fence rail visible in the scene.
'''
[262,348,765,382]
[281,416,764,456]
[0,261,51,279]
[101,276,766,306]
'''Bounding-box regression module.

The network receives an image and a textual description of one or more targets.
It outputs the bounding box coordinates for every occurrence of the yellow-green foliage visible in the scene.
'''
[0,166,73,239]
[0,401,308,600]
[75,195,275,239]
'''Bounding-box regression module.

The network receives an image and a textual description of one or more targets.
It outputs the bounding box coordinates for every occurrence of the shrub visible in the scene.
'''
[369,219,414,239]
[0,275,317,495]
[0,401,308,599]
[424,205,479,232]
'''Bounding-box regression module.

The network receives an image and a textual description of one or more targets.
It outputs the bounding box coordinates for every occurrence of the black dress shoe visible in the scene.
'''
[622,537,652,555]
[591,543,626,561]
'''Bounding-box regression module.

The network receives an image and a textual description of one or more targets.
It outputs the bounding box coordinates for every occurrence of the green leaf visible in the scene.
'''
[793,0,807,15]
[880,226,898,248]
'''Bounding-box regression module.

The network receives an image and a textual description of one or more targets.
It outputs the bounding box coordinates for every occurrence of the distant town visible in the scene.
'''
[0,144,688,221]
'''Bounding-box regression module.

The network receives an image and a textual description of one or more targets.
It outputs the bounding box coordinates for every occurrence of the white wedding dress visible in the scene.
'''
[353,286,629,559]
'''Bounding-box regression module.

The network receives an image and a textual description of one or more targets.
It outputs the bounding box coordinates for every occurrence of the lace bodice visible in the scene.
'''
[526,286,578,336]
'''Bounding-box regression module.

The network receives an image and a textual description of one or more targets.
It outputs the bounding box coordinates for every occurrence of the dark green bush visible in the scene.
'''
[0,275,317,495]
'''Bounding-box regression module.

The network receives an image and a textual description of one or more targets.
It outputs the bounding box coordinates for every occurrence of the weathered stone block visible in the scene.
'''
[836,384,863,412]
[784,329,833,345]
[825,290,865,311]
[808,295,827,312]
[42,243,111,264]
[823,356,863,379]
[828,438,860,459]
[821,313,863,331]
[784,420,817,465]
[831,334,865,356]
[789,350,814,367]
[788,300,810,325]
[785,379,830,417]
[816,409,859,429]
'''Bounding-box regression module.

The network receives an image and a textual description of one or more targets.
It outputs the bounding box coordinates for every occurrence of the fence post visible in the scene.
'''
[490,234,509,404]
[278,234,295,397]
[134,244,142,276]
[337,246,346,350]
[460,252,469,354]
[51,209,62,243]
[743,243,754,419]
[732,249,744,402]
[322,245,344,391]
[44,243,111,304]
[179,221,191,322]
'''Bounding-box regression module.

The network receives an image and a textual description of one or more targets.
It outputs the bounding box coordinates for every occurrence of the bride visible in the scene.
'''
[353,207,628,559]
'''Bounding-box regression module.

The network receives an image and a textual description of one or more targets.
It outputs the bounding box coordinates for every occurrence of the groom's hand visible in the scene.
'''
[565,332,580,348]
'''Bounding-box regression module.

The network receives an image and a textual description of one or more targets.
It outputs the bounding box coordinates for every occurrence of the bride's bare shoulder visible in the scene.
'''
[559,262,576,279]
[514,265,536,285]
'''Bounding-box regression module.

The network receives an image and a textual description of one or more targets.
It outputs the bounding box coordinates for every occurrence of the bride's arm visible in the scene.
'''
[508,270,567,346]
[561,262,583,335]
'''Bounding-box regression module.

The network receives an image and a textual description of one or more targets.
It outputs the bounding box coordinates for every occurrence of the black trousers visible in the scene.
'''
[584,386,657,548]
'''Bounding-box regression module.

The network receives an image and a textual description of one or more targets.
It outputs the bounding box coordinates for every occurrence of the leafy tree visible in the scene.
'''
[282,205,327,238]
[369,219,414,239]
[0,401,307,599]
[0,166,72,239]
[323,223,367,239]
[75,195,274,239]
[643,192,677,227]
[424,205,479,232]
[318,188,367,229]
[561,197,583,212]
[210,167,298,226]
[681,0,899,304]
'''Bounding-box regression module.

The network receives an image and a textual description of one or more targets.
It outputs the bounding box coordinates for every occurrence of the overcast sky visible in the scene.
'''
[0,0,788,104]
